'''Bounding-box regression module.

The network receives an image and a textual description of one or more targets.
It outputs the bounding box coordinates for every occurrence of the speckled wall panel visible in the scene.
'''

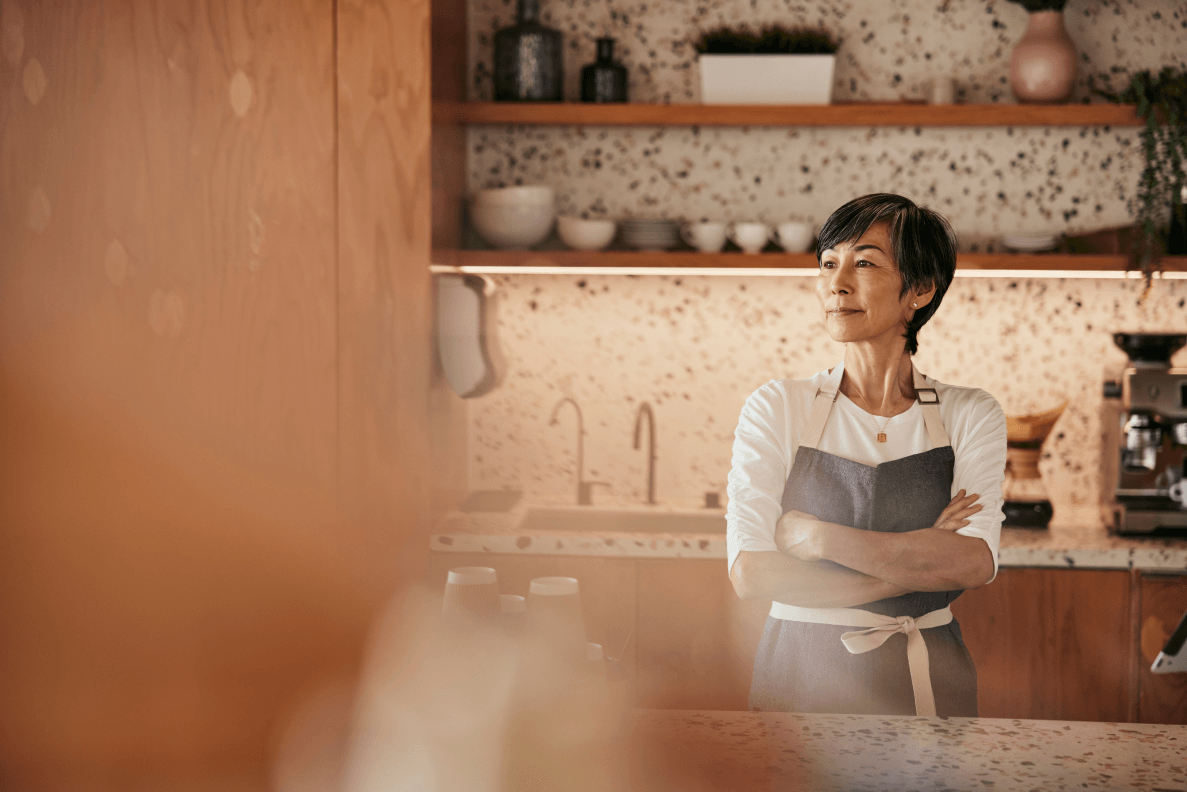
[470,124,1146,246]
[467,0,1187,242]
[470,0,1187,105]
[467,273,1187,523]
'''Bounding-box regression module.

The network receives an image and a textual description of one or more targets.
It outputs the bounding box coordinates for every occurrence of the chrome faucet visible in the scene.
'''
[633,401,657,505]
[550,396,608,505]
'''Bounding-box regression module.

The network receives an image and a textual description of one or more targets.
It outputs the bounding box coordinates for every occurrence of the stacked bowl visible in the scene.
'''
[470,186,556,249]
[557,215,617,250]
[620,217,679,251]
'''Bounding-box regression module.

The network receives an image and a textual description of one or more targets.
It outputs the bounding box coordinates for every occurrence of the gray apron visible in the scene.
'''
[748,360,978,717]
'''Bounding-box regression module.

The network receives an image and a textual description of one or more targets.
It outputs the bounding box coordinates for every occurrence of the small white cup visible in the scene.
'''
[681,221,728,253]
[772,221,814,253]
[930,77,955,105]
[728,222,770,254]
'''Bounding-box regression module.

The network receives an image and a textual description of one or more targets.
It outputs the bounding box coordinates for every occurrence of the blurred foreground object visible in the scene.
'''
[337,586,763,792]
[341,586,624,792]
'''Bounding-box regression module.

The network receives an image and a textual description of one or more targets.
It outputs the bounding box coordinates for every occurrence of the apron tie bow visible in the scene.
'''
[771,603,954,716]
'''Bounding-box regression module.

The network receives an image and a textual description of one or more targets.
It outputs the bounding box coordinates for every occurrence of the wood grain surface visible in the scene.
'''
[952,567,1132,722]
[427,0,470,524]
[1137,573,1187,724]
[336,0,434,584]
[435,101,1145,128]
[0,0,442,784]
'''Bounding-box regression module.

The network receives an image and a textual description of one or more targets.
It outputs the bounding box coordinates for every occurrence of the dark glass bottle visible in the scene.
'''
[581,38,628,103]
[493,0,563,102]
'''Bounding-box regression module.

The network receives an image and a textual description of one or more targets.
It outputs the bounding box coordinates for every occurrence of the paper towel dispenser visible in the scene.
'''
[435,273,503,398]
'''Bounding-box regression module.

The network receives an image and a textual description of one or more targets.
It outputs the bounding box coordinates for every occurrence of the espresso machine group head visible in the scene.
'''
[1102,332,1187,534]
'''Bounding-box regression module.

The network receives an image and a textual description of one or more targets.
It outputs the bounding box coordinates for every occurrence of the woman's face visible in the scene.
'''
[816,221,920,346]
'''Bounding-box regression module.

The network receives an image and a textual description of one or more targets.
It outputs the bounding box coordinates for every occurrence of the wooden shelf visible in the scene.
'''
[432,249,1187,274]
[434,101,1144,128]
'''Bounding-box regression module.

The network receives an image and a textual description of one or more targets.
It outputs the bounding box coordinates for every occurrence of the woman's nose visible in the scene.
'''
[829,264,854,294]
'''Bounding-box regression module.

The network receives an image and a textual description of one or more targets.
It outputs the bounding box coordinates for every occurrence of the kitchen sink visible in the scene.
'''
[516,505,726,534]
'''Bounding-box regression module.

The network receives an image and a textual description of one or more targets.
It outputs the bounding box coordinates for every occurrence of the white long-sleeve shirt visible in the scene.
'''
[726,368,1008,584]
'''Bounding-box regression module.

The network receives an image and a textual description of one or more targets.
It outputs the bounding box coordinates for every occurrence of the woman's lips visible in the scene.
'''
[828,309,862,316]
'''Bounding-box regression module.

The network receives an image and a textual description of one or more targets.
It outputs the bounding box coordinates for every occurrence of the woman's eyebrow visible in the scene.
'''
[853,244,885,253]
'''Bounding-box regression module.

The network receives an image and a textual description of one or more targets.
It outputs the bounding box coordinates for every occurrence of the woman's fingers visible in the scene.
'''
[929,490,984,532]
[937,494,980,522]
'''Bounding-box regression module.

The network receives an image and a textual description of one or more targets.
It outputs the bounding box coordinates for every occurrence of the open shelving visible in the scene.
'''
[435,101,1144,128]
[432,98,1164,275]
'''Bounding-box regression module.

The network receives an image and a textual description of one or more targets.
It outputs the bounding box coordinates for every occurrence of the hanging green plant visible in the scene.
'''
[1094,67,1187,290]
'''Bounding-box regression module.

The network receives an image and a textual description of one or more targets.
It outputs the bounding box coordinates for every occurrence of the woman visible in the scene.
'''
[726,193,1007,717]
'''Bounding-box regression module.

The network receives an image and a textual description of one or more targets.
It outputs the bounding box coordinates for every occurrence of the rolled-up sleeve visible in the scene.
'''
[951,391,1008,584]
[726,383,791,576]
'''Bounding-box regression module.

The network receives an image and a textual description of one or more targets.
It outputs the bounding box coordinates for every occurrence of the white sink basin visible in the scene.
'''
[516,506,726,534]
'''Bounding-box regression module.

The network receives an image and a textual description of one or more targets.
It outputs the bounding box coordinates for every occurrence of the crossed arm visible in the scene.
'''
[729,492,996,607]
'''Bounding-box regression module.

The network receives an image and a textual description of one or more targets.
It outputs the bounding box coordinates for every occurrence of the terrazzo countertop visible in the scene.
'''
[431,500,1187,571]
[627,709,1187,792]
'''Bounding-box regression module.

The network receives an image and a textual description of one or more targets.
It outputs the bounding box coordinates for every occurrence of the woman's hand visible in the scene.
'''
[774,509,824,561]
[932,489,982,532]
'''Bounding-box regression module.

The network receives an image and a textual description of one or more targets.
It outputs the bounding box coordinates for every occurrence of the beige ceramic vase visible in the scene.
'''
[1009,10,1077,103]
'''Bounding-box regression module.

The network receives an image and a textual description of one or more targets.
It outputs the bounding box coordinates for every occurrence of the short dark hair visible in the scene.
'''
[816,193,957,355]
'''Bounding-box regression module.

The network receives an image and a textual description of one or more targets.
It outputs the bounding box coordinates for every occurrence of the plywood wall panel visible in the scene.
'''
[429,0,469,523]
[430,0,466,249]
[0,0,369,782]
[1,0,338,483]
[336,0,434,583]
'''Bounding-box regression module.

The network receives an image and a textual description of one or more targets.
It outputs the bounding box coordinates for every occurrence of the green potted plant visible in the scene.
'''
[1095,67,1187,286]
[694,24,839,105]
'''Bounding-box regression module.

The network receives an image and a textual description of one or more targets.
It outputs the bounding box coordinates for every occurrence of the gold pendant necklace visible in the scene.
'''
[871,413,891,443]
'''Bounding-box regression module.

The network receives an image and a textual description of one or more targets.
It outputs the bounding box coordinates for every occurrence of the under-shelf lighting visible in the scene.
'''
[430,264,1187,279]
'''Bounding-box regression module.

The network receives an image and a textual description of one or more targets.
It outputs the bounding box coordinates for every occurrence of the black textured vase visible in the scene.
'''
[581,38,628,103]
[493,0,563,102]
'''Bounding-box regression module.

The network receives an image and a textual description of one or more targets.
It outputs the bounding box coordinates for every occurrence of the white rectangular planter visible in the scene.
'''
[698,54,835,105]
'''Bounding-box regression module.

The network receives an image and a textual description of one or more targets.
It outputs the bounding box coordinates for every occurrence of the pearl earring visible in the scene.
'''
[912,302,918,308]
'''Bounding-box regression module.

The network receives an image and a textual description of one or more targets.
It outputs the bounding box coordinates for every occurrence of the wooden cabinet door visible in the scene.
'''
[951,567,1132,722]
[428,553,638,697]
[635,559,770,710]
[1138,573,1187,724]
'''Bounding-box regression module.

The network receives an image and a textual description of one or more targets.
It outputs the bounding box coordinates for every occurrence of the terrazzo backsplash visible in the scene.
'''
[456,0,1187,522]
[470,0,1187,106]
[470,123,1146,247]
[466,0,1187,244]
[465,274,1187,522]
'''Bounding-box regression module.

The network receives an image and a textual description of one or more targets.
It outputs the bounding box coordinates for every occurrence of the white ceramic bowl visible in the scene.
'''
[470,201,556,249]
[473,185,555,206]
[557,216,617,250]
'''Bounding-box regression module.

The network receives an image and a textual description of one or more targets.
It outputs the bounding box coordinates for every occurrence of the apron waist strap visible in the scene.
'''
[768,603,954,716]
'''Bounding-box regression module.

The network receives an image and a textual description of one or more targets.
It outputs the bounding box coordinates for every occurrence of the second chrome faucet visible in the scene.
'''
[633,401,657,505]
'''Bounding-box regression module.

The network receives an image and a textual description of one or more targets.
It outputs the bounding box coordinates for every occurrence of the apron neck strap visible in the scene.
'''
[798,358,951,450]
[913,364,951,449]
[799,360,846,450]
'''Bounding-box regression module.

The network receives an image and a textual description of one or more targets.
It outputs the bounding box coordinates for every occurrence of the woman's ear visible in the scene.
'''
[911,282,937,310]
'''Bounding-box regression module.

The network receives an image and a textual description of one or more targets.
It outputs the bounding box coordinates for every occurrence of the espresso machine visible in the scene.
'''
[1101,332,1187,534]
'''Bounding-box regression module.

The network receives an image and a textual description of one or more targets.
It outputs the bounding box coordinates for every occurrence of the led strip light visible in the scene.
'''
[430,264,1187,279]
